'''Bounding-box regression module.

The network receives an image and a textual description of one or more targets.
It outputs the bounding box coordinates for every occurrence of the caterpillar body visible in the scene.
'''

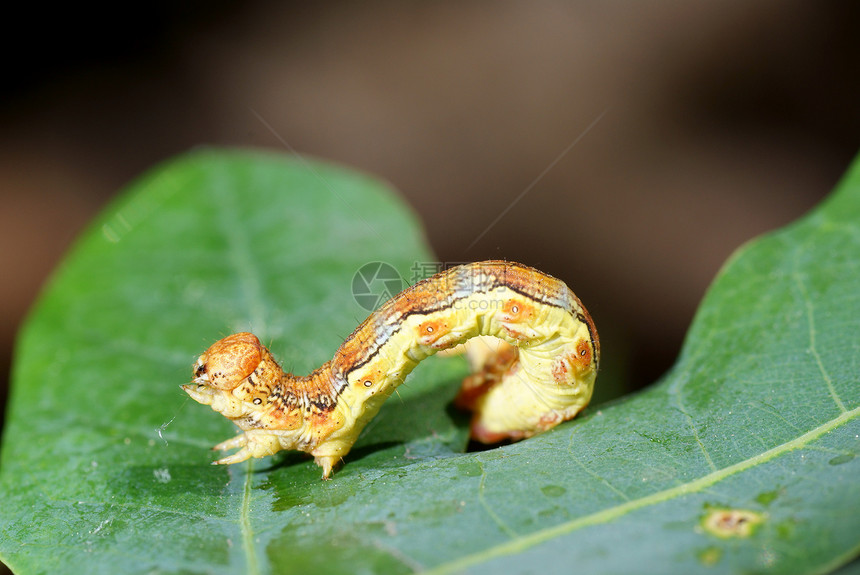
[183,260,599,478]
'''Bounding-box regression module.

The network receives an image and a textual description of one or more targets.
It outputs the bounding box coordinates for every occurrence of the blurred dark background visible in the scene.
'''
[1,0,858,502]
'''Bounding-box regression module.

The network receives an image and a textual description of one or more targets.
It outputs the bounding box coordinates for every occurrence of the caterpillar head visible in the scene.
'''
[191,332,263,391]
[182,332,270,418]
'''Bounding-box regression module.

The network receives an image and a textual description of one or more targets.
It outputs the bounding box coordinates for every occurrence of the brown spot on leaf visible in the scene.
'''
[702,509,764,538]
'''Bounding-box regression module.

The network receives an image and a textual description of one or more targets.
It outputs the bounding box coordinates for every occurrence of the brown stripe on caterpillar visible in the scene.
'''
[182,260,599,479]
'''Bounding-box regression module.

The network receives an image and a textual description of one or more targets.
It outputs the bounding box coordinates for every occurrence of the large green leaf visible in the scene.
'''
[1,149,858,574]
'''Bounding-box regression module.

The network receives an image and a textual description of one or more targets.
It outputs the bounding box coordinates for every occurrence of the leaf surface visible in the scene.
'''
[1,149,858,574]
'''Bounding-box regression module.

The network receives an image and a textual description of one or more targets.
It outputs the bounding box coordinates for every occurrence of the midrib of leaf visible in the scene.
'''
[427,405,860,575]
[238,461,260,575]
[813,543,860,575]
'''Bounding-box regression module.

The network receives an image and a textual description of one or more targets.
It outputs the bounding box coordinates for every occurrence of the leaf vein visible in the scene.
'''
[237,460,260,575]
[793,262,847,413]
[667,387,717,472]
[477,462,518,539]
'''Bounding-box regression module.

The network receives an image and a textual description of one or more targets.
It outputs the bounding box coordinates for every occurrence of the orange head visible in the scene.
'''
[192,332,263,391]
[182,332,270,419]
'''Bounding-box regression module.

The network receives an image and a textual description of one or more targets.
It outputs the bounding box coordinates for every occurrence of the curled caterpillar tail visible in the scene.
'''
[183,260,599,478]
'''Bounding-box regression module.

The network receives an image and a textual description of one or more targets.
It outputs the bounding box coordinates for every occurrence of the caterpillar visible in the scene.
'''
[183,260,599,479]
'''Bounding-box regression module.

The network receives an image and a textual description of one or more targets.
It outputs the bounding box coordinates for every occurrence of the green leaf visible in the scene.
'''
[1,149,858,574]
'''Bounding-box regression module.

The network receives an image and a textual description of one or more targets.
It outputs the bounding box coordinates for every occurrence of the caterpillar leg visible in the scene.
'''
[213,449,253,466]
[455,337,595,443]
[454,337,519,414]
[211,431,281,465]
[312,455,341,480]
[212,433,247,452]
